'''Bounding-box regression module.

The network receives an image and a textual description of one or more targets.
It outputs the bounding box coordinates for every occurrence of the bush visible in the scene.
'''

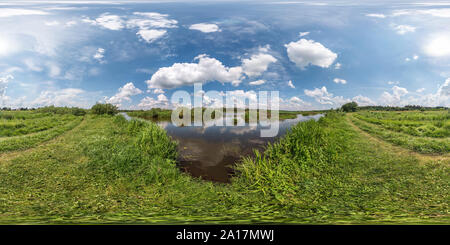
[91,103,118,115]
[341,102,358,112]
[35,106,87,116]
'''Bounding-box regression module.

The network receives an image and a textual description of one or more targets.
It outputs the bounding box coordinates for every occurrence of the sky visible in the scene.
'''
[0,0,449,110]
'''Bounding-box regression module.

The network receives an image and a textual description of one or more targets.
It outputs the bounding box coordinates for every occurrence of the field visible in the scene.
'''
[350,110,450,154]
[0,109,448,224]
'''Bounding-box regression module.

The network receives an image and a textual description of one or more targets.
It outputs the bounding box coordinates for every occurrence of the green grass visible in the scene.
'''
[0,112,80,137]
[0,112,448,224]
[350,113,449,154]
[354,111,450,138]
[0,116,83,153]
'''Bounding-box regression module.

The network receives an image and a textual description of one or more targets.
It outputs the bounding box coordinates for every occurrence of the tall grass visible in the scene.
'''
[233,112,343,203]
[81,116,179,186]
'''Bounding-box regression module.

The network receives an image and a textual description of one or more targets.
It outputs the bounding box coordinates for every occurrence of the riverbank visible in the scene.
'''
[0,112,448,224]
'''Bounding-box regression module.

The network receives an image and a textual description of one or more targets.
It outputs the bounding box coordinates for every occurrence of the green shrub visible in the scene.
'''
[91,103,118,115]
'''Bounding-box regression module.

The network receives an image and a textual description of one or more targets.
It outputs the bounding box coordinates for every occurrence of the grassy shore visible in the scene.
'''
[0,112,448,224]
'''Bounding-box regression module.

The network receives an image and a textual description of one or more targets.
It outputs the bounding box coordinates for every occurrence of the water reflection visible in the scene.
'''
[156,113,323,183]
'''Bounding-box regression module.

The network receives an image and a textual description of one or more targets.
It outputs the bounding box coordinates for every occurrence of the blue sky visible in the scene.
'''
[0,0,449,110]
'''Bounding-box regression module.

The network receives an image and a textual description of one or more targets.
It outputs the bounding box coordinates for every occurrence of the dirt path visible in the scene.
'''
[345,114,449,163]
[0,117,86,163]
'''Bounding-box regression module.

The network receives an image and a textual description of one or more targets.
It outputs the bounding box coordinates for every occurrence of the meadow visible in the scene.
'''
[0,107,448,224]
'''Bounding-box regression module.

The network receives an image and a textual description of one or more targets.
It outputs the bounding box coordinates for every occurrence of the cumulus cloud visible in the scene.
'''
[387,81,400,85]
[392,24,416,35]
[146,54,243,89]
[32,88,88,108]
[83,14,124,30]
[153,88,165,94]
[380,86,409,106]
[304,86,349,106]
[138,94,170,109]
[333,78,347,84]
[189,23,220,33]
[352,95,375,106]
[241,53,277,77]
[130,12,178,29]
[249,80,265,86]
[416,87,426,93]
[334,62,342,69]
[106,82,143,106]
[438,78,450,97]
[285,39,337,69]
[0,75,13,105]
[287,80,295,88]
[136,29,167,43]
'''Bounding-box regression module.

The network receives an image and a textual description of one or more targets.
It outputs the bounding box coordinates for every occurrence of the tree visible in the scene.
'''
[341,102,358,112]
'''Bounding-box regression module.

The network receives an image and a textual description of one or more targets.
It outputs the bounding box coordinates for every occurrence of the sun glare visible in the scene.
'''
[0,37,12,56]
[424,34,450,57]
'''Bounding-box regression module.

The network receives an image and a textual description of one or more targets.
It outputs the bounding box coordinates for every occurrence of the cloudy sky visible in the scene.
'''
[0,0,449,110]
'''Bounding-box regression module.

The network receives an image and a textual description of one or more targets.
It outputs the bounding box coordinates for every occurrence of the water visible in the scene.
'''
[121,112,323,182]
[155,113,324,183]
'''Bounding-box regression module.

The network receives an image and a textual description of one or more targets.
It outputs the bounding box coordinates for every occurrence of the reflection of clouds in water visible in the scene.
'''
[227,126,258,135]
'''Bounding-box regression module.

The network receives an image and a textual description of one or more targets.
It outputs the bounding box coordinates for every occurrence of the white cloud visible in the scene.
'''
[136,29,167,43]
[334,62,342,69]
[241,53,277,77]
[392,8,450,18]
[153,88,165,94]
[138,94,170,109]
[285,39,337,69]
[0,75,13,105]
[189,23,220,33]
[93,48,105,62]
[387,81,400,85]
[0,9,49,18]
[46,62,61,78]
[416,88,426,93]
[106,82,143,106]
[304,86,349,105]
[65,21,77,27]
[23,59,43,72]
[333,78,347,84]
[438,78,450,97]
[413,55,419,60]
[32,88,87,108]
[392,24,416,35]
[146,54,243,89]
[44,21,60,26]
[366,13,386,18]
[249,80,265,86]
[130,12,178,29]
[380,86,409,106]
[424,33,450,57]
[84,12,177,43]
[352,95,375,106]
[287,80,295,88]
[83,14,124,30]
[299,31,310,37]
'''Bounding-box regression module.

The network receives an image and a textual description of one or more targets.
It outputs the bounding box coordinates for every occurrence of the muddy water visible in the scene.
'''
[155,113,323,183]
